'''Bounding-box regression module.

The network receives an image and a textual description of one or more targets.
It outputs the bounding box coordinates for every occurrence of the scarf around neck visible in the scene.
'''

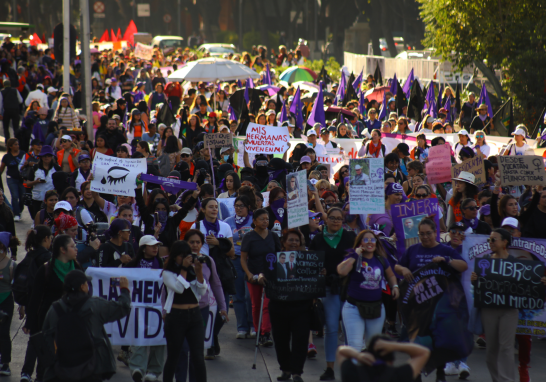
[202,218,220,237]
[270,198,286,223]
[368,140,382,157]
[462,216,479,230]
[235,211,253,229]
[53,259,75,283]
[323,227,343,248]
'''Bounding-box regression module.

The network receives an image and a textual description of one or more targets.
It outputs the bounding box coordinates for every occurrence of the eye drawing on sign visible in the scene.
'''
[102,166,130,185]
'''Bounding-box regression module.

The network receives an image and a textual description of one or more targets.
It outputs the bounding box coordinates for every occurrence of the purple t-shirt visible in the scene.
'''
[345,253,390,302]
[138,256,161,269]
[398,244,463,272]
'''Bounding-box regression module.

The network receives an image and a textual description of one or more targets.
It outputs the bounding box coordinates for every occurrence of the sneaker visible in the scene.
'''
[0,365,10,376]
[518,365,530,382]
[14,216,20,222]
[458,362,470,380]
[277,371,292,381]
[476,336,486,348]
[144,373,158,382]
[131,369,143,382]
[386,324,399,338]
[261,332,273,347]
[444,362,459,376]
[236,330,247,339]
[20,373,31,382]
[320,367,335,381]
[293,376,304,382]
[204,348,215,360]
[250,329,257,338]
[307,343,317,358]
[118,350,130,366]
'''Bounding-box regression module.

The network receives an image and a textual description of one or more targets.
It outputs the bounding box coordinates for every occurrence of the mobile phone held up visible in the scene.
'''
[307,179,316,192]
[110,277,121,287]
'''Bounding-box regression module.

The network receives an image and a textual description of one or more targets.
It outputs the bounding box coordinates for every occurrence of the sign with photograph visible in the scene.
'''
[349,158,385,214]
[286,170,308,228]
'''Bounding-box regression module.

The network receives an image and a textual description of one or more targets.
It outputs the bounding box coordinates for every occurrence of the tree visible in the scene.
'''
[419,0,546,126]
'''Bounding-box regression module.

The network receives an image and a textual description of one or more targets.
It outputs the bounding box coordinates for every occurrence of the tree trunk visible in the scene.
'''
[380,0,397,57]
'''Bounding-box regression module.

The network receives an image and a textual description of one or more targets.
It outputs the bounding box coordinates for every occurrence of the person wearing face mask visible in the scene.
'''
[460,198,492,235]
[265,187,288,236]
[369,183,405,237]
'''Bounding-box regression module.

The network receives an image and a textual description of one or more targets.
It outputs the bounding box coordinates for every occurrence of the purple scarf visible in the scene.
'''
[270,198,286,224]
[309,229,319,241]
[268,169,286,182]
[202,218,220,237]
[462,217,479,230]
[235,211,253,229]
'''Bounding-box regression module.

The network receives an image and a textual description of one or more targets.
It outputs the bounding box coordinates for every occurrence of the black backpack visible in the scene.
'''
[12,257,32,306]
[52,300,96,381]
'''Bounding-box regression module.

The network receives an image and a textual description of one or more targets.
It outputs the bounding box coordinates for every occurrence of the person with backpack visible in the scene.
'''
[26,145,60,220]
[0,232,21,376]
[41,270,131,382]
[17,226,52,382]
[337,230,399,354]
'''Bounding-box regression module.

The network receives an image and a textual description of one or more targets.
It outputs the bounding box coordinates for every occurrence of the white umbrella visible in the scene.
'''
[167,57,260,82]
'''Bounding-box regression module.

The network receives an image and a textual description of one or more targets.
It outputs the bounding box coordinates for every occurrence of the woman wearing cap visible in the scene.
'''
[447,171,479,227]
[56,134,81,172]
[454,129,472,163]
[27,145,60,219]
[470,103,491,134]
[472,130,490,159]
[266,109,278,126]
[54,97,79,130]
[308,207,356,381]
[503,126,531,156]
[0,138,25,221]
[460,198,492,235]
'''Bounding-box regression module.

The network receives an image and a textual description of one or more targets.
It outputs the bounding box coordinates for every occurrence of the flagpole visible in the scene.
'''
[483,97,511,135]
[530,106,546,140]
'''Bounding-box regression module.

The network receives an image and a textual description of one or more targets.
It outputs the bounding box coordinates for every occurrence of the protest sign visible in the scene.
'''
[287,170,309,228]
[497,155,546,186]
[91,152,146,197]
[391,199,440,256]
[398,262,473,373]
[451,156,485,188]
[349,158,384,214]
[86,268,165,346]
[140,174,197,194]
[262,191,270,207]
[264,251,326,301]
[427,143,452,184]
[237,140,255,168]
[473,258,545,309]
[204,133,233,149]
[245,123,290,154]
[218,198,235,218]
[134,42,153,60]
[462,234,546,336]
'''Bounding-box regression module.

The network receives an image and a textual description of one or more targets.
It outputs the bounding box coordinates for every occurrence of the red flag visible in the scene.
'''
[41,33,46,44]
[30,33,42,46]
[116,28,122,41]
[98,29,109,42]
[122,20,138,46]
[111,29,118,42]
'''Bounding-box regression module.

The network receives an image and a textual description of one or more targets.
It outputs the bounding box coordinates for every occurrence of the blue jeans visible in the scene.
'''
[7,177,24,216]
[341,302,385,351]
[175,307,209,382]
[232,256,254,332]
[322,288,343,363]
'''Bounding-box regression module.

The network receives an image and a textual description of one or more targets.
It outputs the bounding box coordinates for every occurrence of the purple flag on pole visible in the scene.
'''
[248,77,255,89]
[290,87,304,129]
[244,81,249,104]
[352,70,363,93]
[237,79,242,88]
[443,97,451,122]
[425,80,436,118]
[436,83,444,117]
[307,81,326,128]
[217,81,222,92]
[279,100,287,123]
[402,69,414,99]
[263,63,272,85]
[140,174,198,194]
[378,93,388,121]
[478,84,494,118]
[335,71,346,105]
[389,73,398,96]
[228,103,237,121]
[358,89,366,118]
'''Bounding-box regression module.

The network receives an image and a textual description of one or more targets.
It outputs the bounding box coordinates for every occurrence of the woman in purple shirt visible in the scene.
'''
[337,230,399,353]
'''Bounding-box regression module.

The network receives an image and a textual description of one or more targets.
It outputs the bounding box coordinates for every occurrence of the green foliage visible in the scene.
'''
[242,29,279,53]
[419,0,546,126]
[216,30,238,46]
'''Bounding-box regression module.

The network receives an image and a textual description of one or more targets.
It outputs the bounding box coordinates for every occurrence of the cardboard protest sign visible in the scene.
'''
[473,258,545,309]
[349,158,384,214]
[497,155,546,186]
[264,251,326,301]
[91,152,146,197]
[134,42,153,60]
[204,133,233,149]
[391,199,440,257]
[398,262,473,373]
[287,170,309,228]
[427,143,452,184]
[245,123,290,154]
[451,156,485,188]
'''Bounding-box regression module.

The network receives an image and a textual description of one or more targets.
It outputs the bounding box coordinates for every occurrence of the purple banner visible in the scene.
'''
[140,174,198,194]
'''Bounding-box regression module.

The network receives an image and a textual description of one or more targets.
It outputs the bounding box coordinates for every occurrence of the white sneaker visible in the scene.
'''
[458,362,470,380]
[144,373,158,382]
[13,216,20,222]
[249,329,257,338]
[444,362,459,376]
[236,330,247,339]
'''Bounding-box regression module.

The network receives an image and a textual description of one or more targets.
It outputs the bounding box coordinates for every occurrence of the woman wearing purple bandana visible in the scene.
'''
[368,183,405,237]
[265,187,287,236]
[460,198,491,235]
[190,199,234,257]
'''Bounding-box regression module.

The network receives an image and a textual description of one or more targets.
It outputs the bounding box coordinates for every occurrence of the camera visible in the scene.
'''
[85,222,109,244]
[192,253,207,264]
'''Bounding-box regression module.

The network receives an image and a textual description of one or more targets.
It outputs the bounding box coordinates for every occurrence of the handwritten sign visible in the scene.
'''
[245,123,290,154]
[427,143,452,184]
[391,199,440,256]
[349,158,384,214]
[134,42,153,60]
[264,251,326,301]
[204,133,233,149]
[451,156,485,189]
[287,170,308,228]
[91,152,146,197]
[474,258,545,309]
[497,155,546,186]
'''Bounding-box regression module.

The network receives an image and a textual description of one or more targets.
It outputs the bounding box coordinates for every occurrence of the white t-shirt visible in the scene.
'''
[311,142,327,157]
[473,144,490,158]
[454,142,472,163]
[506,143,531,156]
[190,220,233,256]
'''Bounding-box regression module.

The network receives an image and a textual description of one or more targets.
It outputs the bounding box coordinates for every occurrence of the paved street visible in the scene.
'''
[2,165,546,382]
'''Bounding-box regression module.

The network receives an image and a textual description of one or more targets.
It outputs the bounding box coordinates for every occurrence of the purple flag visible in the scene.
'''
[307,81,326,128]
[140,174,198,194]
[378,93,388,121]
[237,79,242,88]
[290,87,304,129]
[244,81,249,104]
[228,103,237,121]
[217,81,222,92]
[248,77,254,89]
[425,80,436,118]
[478,84,494,118]
[402,69,414,99]
[352,70,363,93]
[358,89,366,118]
[443,96,451,122]
[335,71,346,106]
[389,73,398,96]
[436,83,444,116]
[279,100,287,123]
[263,63,272,85]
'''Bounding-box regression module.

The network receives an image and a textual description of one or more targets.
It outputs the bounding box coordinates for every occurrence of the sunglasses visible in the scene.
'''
[415,193,428,198]
[362,238,377,244]
[476,135,484,138]
[310,216,321,220]
[449,229,465,236]
[464,206,479,211]
[61,139,70,143]
[181,154,190,158]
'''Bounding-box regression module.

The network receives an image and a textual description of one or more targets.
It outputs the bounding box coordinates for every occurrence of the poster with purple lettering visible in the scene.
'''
[426,143,452,184]
[245,122,290,154]
[391,199,440,257]
[349,158,384,214]
[462,234,546,336]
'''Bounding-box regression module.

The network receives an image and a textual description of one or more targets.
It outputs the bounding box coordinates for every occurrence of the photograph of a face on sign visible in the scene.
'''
[403,214,426,248]
[349,160,371,185]
[286,173,300,201]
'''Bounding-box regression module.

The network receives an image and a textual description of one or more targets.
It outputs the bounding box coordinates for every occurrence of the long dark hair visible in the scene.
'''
[453,182,478,207]
[225,171,241,192]
[52,234,73,259]
[25,225,52,251]
[197,198,217,221]
[164,135,179,154]
[237,186,257,211]
[164,240,191,274]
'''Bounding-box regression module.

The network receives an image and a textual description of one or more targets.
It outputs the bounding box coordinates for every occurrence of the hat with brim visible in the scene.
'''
[458,129,469,136]
[38,145,54,156]
[355,164,362,170]
[309,211,321,219]
[476,103,488,111]
[78,154,91,162]
[181,148,192,155]
[301,156,311,164]
[501,217,519,230]
[452,171,475,185]
[449,221,467,231]
[511,128,526,137]
[139,235,163,247]
[54,201,73,211]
